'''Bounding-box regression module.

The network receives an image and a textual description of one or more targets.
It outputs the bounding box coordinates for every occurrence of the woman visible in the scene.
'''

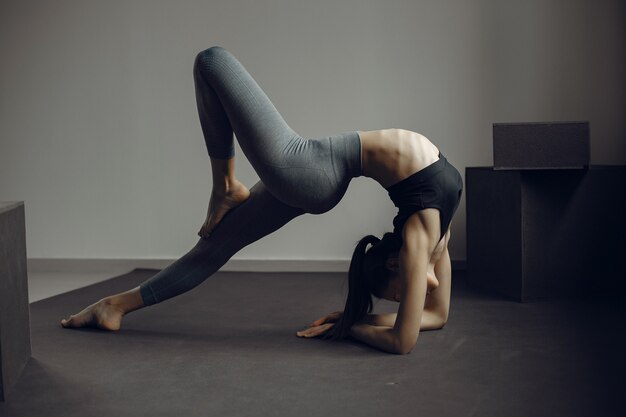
[61,46,463,354]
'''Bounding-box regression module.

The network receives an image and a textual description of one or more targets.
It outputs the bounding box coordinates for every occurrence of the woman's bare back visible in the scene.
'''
[358,128,440,189]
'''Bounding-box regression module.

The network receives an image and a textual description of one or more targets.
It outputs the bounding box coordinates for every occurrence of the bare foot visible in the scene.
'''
[60,298,125,331]
[198,179,250,238]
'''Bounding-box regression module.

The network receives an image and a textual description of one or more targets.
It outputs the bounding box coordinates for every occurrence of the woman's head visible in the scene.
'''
[325,232,403,340]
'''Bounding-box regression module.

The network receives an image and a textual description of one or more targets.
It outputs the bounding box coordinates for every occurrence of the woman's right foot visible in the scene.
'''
[198,179,250,238]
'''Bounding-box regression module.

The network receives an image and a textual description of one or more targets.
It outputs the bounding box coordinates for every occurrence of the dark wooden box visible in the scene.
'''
[0,202,32,401]
[493,121,590,170]
[466,166,626,301]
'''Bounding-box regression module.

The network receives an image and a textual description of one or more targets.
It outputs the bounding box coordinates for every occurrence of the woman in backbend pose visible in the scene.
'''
[61,46,463,354]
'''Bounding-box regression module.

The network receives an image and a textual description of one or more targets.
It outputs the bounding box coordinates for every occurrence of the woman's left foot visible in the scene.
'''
[61,298,125,331]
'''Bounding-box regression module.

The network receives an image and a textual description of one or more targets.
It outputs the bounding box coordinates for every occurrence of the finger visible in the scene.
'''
[297,326,314,336]
[303,329,321,338]
[312,324,333,337]
[311,316,327,326]
[312,312,342,326]
[305,323,334,338]
[297,326,320,338]
[296,328,313,337]
[306,326,322,337]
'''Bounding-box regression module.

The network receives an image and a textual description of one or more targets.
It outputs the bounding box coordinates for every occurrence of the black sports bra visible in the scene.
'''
[385,152,463,242]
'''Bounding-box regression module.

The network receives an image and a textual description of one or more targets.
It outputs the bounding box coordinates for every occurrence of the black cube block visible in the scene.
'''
[0,202,31,401]
[493,121,590,169]
[466,166,626,301]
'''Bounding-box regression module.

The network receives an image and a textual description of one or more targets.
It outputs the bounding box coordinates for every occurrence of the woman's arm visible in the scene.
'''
[366,227,451,330]
[349,213,434,354]
[424,243,451,324]
[349,308,443,354]
[363,310,444,330]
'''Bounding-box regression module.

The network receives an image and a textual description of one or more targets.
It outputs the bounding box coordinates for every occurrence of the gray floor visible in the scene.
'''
[3,268,625,417]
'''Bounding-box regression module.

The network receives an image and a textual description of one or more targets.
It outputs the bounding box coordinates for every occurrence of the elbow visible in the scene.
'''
[392,337,417,355]
[441,313,448,328]
[393,346,413,355]
[438,317,447,330]
[394,343,414,355]
[438,311,448,329]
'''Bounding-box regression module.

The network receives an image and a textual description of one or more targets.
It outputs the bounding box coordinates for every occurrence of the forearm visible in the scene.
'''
[363,313,396,327]
[364,309,445,331]
[418,309,446,330]
[349,323,403,354]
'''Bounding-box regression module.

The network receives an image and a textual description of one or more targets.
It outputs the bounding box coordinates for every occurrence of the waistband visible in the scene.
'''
[328,130,362,179]
[385,151,447,192]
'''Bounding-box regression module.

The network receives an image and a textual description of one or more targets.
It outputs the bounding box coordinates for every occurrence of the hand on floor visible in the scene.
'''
[296,310,343,338]
[296,322,335,338]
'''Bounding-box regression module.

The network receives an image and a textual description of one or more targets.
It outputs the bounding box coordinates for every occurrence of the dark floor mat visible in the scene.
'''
[1,269,624,417]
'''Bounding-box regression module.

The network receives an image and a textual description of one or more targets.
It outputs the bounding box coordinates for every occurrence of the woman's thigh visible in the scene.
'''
[194,46,361,214]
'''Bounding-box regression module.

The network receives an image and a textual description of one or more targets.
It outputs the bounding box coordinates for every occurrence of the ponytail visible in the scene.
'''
[324,235,380,340]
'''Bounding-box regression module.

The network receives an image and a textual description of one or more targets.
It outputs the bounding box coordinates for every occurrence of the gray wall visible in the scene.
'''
[1,0,624,264]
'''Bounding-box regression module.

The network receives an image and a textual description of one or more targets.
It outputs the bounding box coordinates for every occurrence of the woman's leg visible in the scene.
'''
[61,181,305,329]
[193,46,299,176]
[193,46,362,218]
[61,46,361,329]
[194,46,297,236]
[138,181,304,306]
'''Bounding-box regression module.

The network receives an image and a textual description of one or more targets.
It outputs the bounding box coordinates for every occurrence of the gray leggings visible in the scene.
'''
[139,46,362,306]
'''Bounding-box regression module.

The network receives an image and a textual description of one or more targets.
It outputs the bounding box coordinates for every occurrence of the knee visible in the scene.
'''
[194,46,229,71]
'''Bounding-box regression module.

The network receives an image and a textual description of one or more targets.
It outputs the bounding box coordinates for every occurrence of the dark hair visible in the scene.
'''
[324,232,402,340]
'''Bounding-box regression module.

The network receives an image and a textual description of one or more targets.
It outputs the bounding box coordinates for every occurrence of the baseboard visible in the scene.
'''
[27,258,467,273]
